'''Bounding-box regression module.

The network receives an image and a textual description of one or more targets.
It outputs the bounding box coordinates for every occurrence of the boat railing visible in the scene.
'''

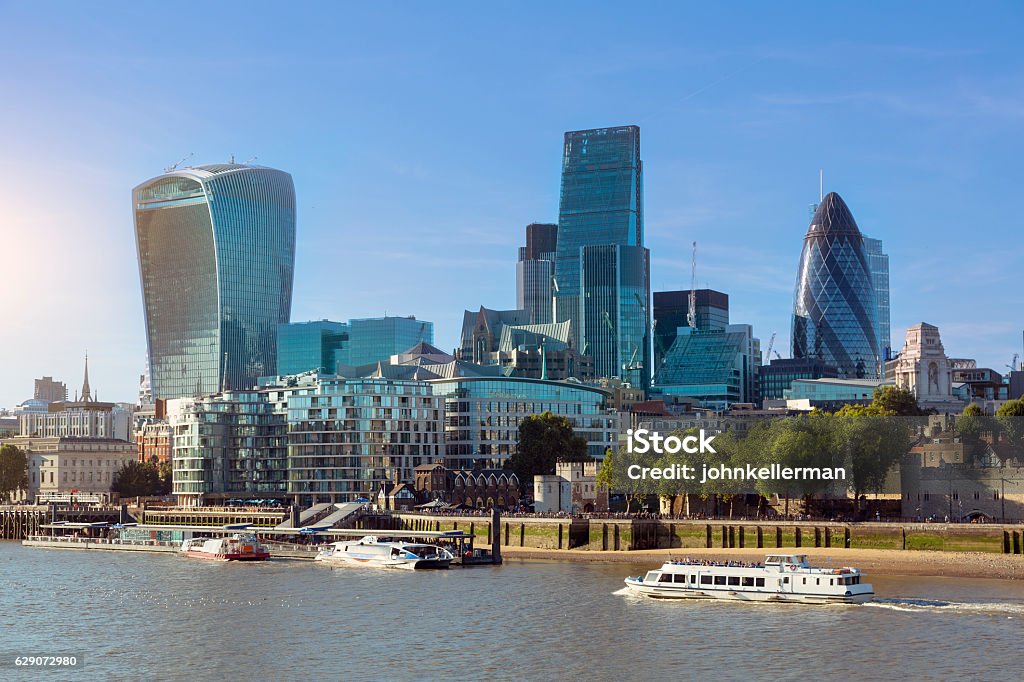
[25,535,180,548]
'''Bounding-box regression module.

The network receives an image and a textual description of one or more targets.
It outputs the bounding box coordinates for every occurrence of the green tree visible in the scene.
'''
[870,385,925,416]
[507,411,588,482]
[996,399,1024,452]
[838,415,913,509]
[596,444,652,513]
[111,460,162,498]
[0,444,28,502]
[956,403,988,464]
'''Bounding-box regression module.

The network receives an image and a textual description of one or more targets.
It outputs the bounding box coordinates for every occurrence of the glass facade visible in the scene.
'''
[580,244,650,388]
[285,378,443,506]
[792,192,880,379]
[134,164,296,400]
[863,236,891,361]
[652,289,729,377]
[168,391,288,506]
[655,325,759,409]
[554,126,648,386]
[517,258,554,325]
[346,316,433,367]
[757,358,839,404]
[277,320,349,375]
[429,377,618,469]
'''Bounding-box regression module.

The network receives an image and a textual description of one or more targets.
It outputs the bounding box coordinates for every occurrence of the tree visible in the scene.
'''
[956,403,989,464]
[838,415,913,510]
[996,399,1024,453]
[507,411,588,482]
[111,460,162,498]
[871,385,925,416]
[0,444,28,502]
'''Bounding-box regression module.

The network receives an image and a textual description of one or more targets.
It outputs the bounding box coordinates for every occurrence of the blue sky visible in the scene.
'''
[1,2,1023,407]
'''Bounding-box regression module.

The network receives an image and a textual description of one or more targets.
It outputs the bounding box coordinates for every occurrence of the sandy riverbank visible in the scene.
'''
[499,546,1024,580]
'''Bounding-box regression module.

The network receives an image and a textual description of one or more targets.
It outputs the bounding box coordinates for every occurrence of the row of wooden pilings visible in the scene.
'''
[0,509,45,540]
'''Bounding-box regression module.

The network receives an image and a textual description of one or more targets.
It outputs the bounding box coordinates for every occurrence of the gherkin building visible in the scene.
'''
[791,192,879,379]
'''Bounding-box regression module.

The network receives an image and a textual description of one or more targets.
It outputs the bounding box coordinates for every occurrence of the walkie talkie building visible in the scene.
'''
[134,164,296,400]
[792,192,879,379]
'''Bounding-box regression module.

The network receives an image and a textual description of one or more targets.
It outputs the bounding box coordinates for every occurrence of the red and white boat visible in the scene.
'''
[180,534,270,561]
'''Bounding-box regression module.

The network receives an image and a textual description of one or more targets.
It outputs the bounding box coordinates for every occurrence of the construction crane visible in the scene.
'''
[764,332,777,364]
[1007,353,1020,374]
[687,241,697,328]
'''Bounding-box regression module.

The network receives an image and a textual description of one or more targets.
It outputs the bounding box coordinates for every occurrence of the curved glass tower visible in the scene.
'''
[792,192,879,379]
[134,164,296,400]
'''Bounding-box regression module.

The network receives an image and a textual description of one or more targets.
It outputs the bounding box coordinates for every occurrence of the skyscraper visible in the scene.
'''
[516,223,557,324]
[554,126,649,388]
[792,192,880,379]
[134,163,296,400]
[652,289,729,379]
[862,236,891,361]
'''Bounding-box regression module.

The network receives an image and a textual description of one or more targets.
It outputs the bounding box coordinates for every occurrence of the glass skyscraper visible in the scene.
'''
[346,316,433,366]
[652,289,729,379]
[277,320,349,375]
[656,324,759,409]
[134,164,296,400]
[516,223,557,324]
[554,126,649,389]
[862,236,891,361]
[792,192,880,379]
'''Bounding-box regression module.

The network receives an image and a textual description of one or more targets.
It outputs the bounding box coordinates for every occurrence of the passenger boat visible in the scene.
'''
[180,534,270,561]
[623,554,874,604]
[315,536,453,569]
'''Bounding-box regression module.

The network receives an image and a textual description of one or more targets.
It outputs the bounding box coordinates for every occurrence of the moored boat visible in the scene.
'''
[315,536,453,569]
[180,534,270,561]
[624,554,874,604]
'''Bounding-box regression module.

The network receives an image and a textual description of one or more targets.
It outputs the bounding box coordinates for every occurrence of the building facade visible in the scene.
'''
[33,376,67,403]
[888,323,963,412]
[133,163,296,400]
[277,320,349,375]
[345,316,433,367]
[167,390,289,507]
[428,376,618,469]
[652,289,729,377]
[553,126,649,388]
[10,437,137,504]
[516,223,557,325]
[792,192,880,379]
[655,324,760,409]
[863,236,891,360]
[757,358,839,405]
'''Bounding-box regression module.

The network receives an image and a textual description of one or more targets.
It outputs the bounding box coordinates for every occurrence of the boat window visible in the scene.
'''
[742,577,754,587]
[690,575,696,583]
[802,578,806,584]
[714,576,726,585]
[830,579,834,586]
[673,574,687,583]
[728,576,740,586]
[701,575,712,585]
[755,578,765,587]
[783,577,789,584]
[658,573,673,583]
[816,578,819,585]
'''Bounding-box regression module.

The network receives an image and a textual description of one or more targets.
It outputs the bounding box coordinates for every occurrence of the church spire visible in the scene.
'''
[81,352,92,402]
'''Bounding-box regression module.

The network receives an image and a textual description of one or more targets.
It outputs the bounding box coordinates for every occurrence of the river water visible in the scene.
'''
[0,542,1019,681]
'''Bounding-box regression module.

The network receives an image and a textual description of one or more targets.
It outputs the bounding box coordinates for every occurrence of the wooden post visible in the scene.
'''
[814,527,821,548]
[845,527,851,548]
[795,527,802,548]
[558,524,564,550]
[738,526,745,548]
[776,527,782,548]
[602,523,608,551]
[520,523,525,547]
[706,524,712,549]
[756,526,763,549]
[721,525,728,548]
[825,527,832,548]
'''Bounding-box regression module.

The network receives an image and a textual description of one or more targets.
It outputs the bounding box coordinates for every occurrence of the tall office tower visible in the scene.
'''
[516,223,557,324]
[554,126,649,388]
[652,289,729,380]
[345,316,433,366]
[277,320,350,375]
[862,236,891,361]
[134,163,296,400]
[792,192,880,379]
[33,376,67,403]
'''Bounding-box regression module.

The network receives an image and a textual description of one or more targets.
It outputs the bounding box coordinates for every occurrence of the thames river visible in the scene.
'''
[1,542,1019,681]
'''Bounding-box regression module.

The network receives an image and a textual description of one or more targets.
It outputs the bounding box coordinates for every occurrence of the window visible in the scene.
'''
[700,576,712,585]
[755,578,765,587]
[673,574,687,583]
[690,575,696,584]
[728,576,740,586]
[658,573,672,583]
[714,576,726,585]
[783,577,789,584]
[742,577,754,587]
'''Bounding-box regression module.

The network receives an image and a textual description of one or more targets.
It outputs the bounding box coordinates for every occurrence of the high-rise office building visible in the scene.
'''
[863,236,891,361]
[655,324,760,409]
[652,289,729,380]
[792,192,880,379]
[134,163,296,400]
[516,223,557,324]
[345,316,433,367]
[277,320,349,375]
[554,126,649,388]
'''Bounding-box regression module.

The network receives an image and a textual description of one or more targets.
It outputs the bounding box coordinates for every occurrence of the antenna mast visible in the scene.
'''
[687,241,697,329]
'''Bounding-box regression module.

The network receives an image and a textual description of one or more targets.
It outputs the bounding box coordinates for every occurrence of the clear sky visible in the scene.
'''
[1,2,1022,407]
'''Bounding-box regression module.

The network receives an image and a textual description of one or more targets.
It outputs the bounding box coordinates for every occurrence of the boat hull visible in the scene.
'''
[623,578,873,604]
[184,550,270,561]
[315,555,450,570]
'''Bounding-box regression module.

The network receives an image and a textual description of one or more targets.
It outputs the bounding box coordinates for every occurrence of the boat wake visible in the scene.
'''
[865,598,1024,616]
[611,587,632,596]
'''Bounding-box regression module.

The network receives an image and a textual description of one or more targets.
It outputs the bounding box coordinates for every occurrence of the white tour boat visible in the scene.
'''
[315,536,453,569]
[624,554,874,604]
[180,534,270,561]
